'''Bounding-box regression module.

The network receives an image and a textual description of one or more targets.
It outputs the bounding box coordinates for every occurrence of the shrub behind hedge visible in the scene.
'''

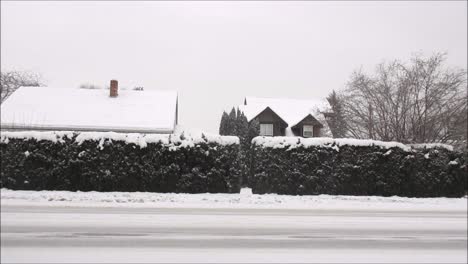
[250,137,467,197]
[1,132,241,193]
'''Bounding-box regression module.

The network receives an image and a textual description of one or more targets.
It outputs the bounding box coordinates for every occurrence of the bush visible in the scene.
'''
[0,132,241,193]
[249,137,467,197]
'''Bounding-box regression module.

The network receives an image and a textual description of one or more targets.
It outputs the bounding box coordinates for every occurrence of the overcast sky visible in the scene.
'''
[1,1,466,133]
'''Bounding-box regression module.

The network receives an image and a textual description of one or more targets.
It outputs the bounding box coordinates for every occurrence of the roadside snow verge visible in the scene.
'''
[1,189,466,211]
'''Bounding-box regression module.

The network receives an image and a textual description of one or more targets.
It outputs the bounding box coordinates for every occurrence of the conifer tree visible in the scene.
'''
[247,118,260,144]
[219,111,229,135]
[226,107,237,136]
[236,110,249,147]
[326,90,347,138]
[218,107,260,188]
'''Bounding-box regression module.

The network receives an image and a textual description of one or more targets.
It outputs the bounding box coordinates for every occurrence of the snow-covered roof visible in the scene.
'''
[239,96,329,127]
[1,86,178,133]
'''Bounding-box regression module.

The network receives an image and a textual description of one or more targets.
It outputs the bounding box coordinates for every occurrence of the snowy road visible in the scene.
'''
[1,204,467,263]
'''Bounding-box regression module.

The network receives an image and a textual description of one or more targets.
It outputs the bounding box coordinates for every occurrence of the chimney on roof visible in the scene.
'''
[110,80,118,97]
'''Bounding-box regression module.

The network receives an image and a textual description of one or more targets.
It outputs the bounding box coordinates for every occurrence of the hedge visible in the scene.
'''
[2,132,466,197]
[249,137,467,197]
[0,131,241,193]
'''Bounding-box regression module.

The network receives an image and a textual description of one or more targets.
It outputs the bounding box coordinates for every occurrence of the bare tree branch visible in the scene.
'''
[1,71,44,103]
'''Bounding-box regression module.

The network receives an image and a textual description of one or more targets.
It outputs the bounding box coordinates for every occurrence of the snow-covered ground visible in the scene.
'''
[1,188,466,211]
[2,189,466,263]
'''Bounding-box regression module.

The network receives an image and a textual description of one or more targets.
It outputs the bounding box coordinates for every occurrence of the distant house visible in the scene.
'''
[239,96,329,137]
[0,80,178,134]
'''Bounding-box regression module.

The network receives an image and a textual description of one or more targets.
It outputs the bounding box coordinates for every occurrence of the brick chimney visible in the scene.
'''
[110,80,118,97]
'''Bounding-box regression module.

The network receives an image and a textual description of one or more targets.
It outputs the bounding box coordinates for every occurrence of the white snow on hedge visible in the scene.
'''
[409,143,454,151]
[2,131,456,152]
[1,188,466,211]
[252,136,413,151]
[0,130,75,143]
[0,131,239,149]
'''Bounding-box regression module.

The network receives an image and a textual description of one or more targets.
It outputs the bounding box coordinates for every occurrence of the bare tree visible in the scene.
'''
[342,53,467,145]
[1,71,43,103]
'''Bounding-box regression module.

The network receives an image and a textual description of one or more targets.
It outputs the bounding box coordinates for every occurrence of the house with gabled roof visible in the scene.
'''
[238,96,329,137]
[0,80,178,134]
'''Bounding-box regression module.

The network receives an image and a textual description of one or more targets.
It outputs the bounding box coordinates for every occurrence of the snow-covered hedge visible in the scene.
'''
[250,137,466,197]
[2,132,465,197]
[1,131,239,148]
[252,137,412,151]
[1,131,241,193]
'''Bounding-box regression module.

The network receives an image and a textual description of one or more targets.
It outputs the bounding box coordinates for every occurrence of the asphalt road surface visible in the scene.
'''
[1,205,467,263]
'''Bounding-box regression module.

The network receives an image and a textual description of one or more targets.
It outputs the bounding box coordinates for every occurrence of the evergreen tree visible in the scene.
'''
[219,111,229,135]
[218,107,260,188]
[326,90,347,138]
[226,107,237,136]
[236,109,249,147]
[247,118,260,144]
[236,107,243,122]
[243,117,260,187]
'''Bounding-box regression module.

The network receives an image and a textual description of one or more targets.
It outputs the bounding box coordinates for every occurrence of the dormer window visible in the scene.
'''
[260,123,274,136]
[303,125,313,137]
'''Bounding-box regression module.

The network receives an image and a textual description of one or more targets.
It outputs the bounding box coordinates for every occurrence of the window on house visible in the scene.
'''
[260,123,274,136]
[303,125,314,137]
